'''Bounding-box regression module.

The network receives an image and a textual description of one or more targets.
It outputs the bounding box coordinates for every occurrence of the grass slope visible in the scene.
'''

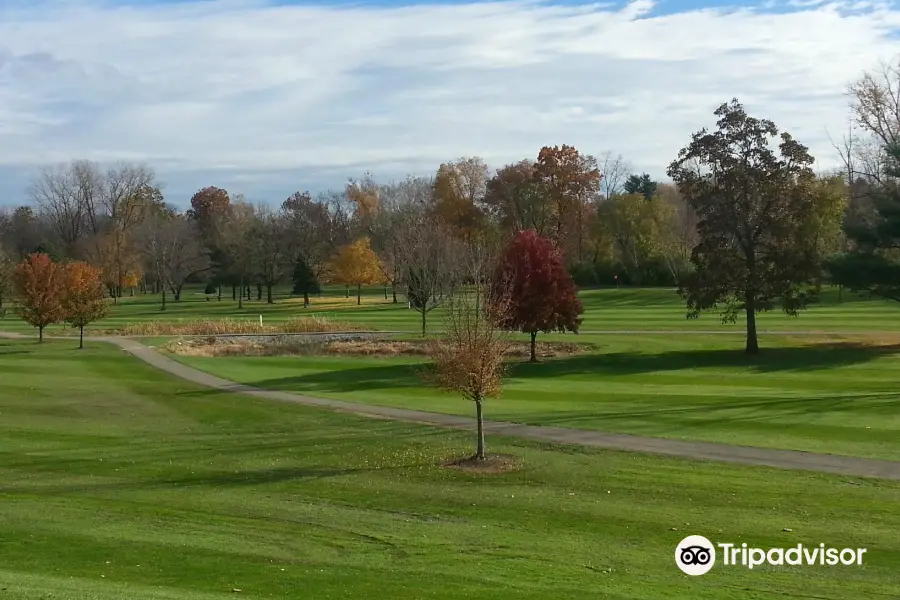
[1,339,899,599]
[169,334,900,460]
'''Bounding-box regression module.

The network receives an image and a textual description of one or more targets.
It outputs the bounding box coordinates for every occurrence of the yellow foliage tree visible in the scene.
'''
[329,237,384,305]
[122,269,142,296]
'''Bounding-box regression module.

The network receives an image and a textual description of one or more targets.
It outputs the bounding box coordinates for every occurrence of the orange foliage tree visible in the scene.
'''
[62,261,110,348]
[329,237,384,305]
[428,286,512,460]
[533,145,602,263]
[14,253,65,342]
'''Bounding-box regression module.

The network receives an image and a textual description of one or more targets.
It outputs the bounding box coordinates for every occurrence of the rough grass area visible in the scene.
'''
[87,316,366,336]
[163,336,593,358]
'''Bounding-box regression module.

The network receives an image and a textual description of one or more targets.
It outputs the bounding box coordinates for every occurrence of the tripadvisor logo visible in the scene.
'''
[675,535,867,576]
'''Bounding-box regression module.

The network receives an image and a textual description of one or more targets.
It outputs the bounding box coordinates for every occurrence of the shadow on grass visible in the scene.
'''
[245,363,427,394]
[0,463,424,496]
[508,342,900,379]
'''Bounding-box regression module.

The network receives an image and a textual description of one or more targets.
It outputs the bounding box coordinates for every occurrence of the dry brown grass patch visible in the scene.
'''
[101,316,363,336]
[163,335,594,359]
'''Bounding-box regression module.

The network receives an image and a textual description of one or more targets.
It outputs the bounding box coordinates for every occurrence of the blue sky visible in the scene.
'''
[0,0,898,207]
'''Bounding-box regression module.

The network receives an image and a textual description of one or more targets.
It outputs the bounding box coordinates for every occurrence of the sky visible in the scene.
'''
[0,0,899,207]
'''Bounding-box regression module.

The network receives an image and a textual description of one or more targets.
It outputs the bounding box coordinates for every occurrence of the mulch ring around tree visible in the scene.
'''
[441,454,522,474]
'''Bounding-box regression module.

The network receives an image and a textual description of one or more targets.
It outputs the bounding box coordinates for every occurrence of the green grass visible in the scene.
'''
[1,339,899,599]
[169,334,900,461]
[3,284,900,335]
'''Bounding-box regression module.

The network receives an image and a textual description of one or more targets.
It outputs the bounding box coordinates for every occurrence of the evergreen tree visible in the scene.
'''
[292,257,320,307]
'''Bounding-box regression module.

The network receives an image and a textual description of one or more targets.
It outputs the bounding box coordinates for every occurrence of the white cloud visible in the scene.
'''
[0,0,898,202]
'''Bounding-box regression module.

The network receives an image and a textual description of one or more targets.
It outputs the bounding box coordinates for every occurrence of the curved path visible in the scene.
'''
[4,332,900,481]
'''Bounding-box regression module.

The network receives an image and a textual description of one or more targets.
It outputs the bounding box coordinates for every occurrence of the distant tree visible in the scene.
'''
[61,261,109,348]
[623,173,658,200]
[281,191,338,287]
[249,207,291,304]
[483,160,552,235]
[828,143,900,300]
[329,237,384,305]
[427,286,512,460]
[291,257,321,307]
[595,192,672,284]
[431,157,489,240]
[492,230,584,362]
[187,186,231,238]
[533,145,602,262]
[346,173,381,223]
[401,218,461,335]
[0,249,13,309]
[667,99,843,354]
[139,213,210,310]
[122,269,141,297]
[14,253,65,342]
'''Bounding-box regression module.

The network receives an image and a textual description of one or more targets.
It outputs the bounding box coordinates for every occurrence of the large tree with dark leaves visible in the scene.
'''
[668,99,843,355]
[828,143,900,301]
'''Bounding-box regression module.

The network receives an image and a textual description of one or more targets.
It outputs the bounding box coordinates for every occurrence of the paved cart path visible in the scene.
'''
[4,331,900,481]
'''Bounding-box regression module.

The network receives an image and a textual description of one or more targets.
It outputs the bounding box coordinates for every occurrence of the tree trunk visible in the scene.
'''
[130,287,134,297]
[345,284,349,299]
[421,309,427,337]
[475,399,485,460]
[392,282,397,304]
[266,285,273,304]
[246,286,251,300]
[384,283,388,300]
[530,331,537,362]
[218,286,222,301]
[232,285,236,301]
[838,285,843,303]
[238,276,244,309]
[303,291,310,307]
[79,325,84,349]
[357,284,361,305]
[745,299,759,355]
[256,284,262,301]
[173,287,181,302]
[38,325,44,343]
[161,288,167,311]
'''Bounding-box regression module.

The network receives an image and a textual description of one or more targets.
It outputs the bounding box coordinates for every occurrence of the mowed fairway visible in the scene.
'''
[1,339,899,599]
[3,285,900,335]
[170,333,900,461]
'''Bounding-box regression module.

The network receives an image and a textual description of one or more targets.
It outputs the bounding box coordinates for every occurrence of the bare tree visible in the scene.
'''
[400,215,461,335]
[140,214,209,310]
[251,205,291,304]
[28,165,87,253]
[849,58,900,149]
[597,151,632,200]
[221,198,258,309]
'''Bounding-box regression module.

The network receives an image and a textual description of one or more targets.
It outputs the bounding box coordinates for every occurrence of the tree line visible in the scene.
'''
[0,58,898,356]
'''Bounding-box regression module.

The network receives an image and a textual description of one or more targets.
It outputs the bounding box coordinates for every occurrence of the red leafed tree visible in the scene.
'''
[62,261,110,348]
[14,253,65,342]
[492,230,584,362]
